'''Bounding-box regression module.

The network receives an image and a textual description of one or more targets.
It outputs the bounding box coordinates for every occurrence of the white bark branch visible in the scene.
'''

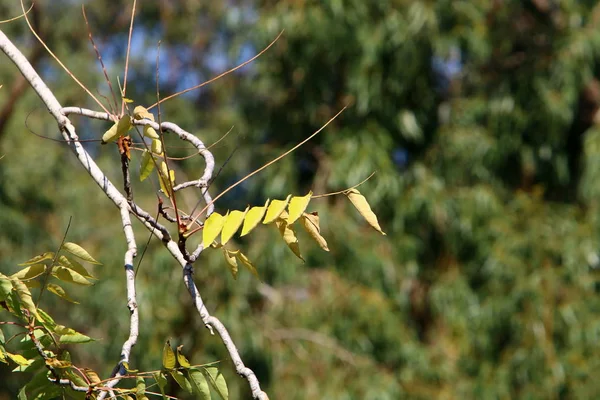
[0,29,267,399]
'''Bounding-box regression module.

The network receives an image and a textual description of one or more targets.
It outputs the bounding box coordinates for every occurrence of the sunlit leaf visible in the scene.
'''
[139,150,155,181]
[152,138,162,155]
[188,368,211,400]
[10,264,45,280]
[203,212,225,248]
[275,212,304,261]
[237,252,259,278]
[263,195,292,224]
[133,105,154,121]
[162,340,176,370]
[300,212,329,251]
[241,199,269,236]
[59,332,93,344]
[82,368,101,384]
[58,255,94,279]
[123,97,134,103]
[62,242,101,264]
[221,207,249,245]
[11,278,39,319]
[287,191,312,224]
[203,367,229,400]
[45,357,72,369]
[53,267,93,286]
[344,188,386,235]
[18,252,54,266]
[158,162,174,197]
[7,353,32,367]
[223,248,239,279]
[36,308,56,330]
[176,345,191,369]
[170,370,193,393]
[47,283,79,304]
[143,125,160,140]
[102,115,132,144]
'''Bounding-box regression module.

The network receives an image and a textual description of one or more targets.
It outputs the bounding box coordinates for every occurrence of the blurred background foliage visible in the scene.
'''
[2,0,600,399]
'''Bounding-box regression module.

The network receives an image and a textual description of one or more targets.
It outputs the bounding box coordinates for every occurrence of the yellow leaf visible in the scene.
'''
[345,189,386,235]
[275,211,304,261]
[139,150,155,181]
[176,345,191,368]
[7,353,32,367]
[63,242,101,264]
[58,255,94,279]
[241,199,269,236]
[221,208,249,245]
[47,283,80,304]
[300,212,329,251]
[10,279,40,319]
[263,195,292,224]
[11,264,46,280]
[203,212,225,248]
[222,248,238,279]
[122,97,134,103]
[46,357,72,369]
[162,341,176,370]
[237,252,259,278]
[158,162,175,197]
[144,125,160,139]
[101,115,131,144]
[151,138,162,154]
[53,267,94,286]
[133,105,154,121]
[287,191,312,224]
[18,252,54,266]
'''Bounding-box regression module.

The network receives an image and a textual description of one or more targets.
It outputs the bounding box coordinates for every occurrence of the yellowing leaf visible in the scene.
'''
[263,195,292,224]
[139,150,155,181]
[133,105,154,121]
[300,212,329,251]
[144,125,160,139]
[237,252,258,278]
[82,368,101,384]
[18,252,54,266]
[162,341,176,370]
[203,212,225,248]
[345,189,386,235]
[11,264,46,280]
[241,199,269,236]
[176,345,191,368]
[203,367,229,400]
[46,357,72,369]
[122,97,134,103]
[7,353,32,367]
[101,115,132,144]
[52,267,93,286]
[287,191,312,224]
[158,162,175,197]
[221,208,249,245]
[0,273,13,302]
[170,370,193,393]
[223,249,238,279]
[58,255,94,279]
[189,368,211,400]
[151,138,162,154]
[10,279,39,319]
[62,242,101,264]
[275,212,304,261]
[47,283,79,304]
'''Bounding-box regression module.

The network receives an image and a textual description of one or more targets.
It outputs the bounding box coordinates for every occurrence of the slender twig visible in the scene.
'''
[36,216,72,306]
[121,0,136,115]
[312,171,377,198]
[0,3,33,24]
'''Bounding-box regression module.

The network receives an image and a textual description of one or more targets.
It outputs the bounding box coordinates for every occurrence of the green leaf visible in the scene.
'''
[263,195,292,224]
[11,278,39,319]
[170,370,193,393]
[62,242,101,264]
[139,150,155,181]
[344,188,386,235]
[203,212,226,248]
[153,372,168,399]
[136,376,149,400]
[7,352,33,367]
[241,199,269,236]
[46,283,80,304]
[143,125,160,140]
[0,273,13,302]
[162,340,176,370]
[58,255,95,279]
[203,367,229,400]
[36,308,56,330]
[53,267,93,286]
[18,252,54,266]
[222,249,239,279]
[188,368,211,400]
[176,345,191,368]
[101,115,132,144]
[59,332,93,344]
[6,291,24,320]
[287,191,312,224]
[11,264,46,280]
[237,252,259,279]
[221,208,249,245]
[0,328,4,344]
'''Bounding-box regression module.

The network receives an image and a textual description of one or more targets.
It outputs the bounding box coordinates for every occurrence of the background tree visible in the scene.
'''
[3,0,600,399]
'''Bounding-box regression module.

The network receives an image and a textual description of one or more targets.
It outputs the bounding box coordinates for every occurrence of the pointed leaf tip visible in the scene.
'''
[223,248,239,279]
[203,212,225,248]
[162,341,176,370]
[62,242,101,264]
[300,212,329,251]
[263,195,292,224]
[287,191,312,224]
[221,208,249,245]
[345,189,386,235]
[241,199,269,236]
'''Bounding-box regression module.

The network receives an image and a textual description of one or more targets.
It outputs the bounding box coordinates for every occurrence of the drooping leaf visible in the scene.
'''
[53,267,93,286]
[188,368,211,400]
[170,370,193,393]
[62,242,101,264]
[344,188,386,235]
[143,125,160,140]
[241,199,269,236]
[275,212,304,261]
[162,340,176,370]
[158,162,175,197]
[102,115,132,144]
[7,352,32,367]
[36,308,56,330]
[237,252,259,278]
[18,252,54,266]
[203,367,229,400]
[139,150,155,181]
[154,372,168,399]
[152,138,163,155]
[47,283,79,304]
[11,279,39,319]
[300,212,329,251]
[287,191,312,224]
[81,368,101,384]
[10,264,46,280]
[58,255,94,279]
[263,195,292,224]
[203,212,226,248]
[136,376,149,400]
[133,105,154,121]
[223,249,239,279]
[59,332,93,344]
[0,273,12,301]
[221,208,249,245]
[45,357,72,369]
[176,345,191,368]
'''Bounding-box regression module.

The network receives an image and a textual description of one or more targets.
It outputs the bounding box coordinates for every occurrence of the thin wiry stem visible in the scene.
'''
[121,0,137,115]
